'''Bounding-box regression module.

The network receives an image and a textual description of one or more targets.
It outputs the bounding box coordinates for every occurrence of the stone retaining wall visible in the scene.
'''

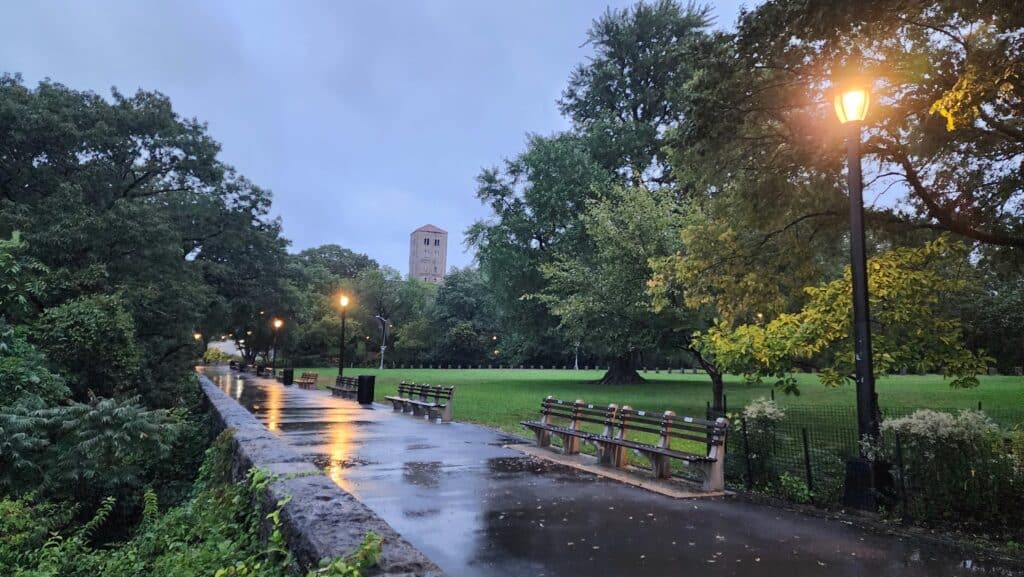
[198,373,446,576]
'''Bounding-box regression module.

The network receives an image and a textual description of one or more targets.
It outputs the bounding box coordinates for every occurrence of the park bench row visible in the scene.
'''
[385,382,455,422]
[521,396,728,492]
[228,360,273,377]
[327,376,359,399]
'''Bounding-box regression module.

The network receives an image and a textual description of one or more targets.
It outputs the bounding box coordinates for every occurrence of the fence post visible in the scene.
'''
[770,388,775,401]
[723,395,728,414]
[978,400,982,411]
[741,417,754,490]
[801,427,814,493]
[894,431,909,524]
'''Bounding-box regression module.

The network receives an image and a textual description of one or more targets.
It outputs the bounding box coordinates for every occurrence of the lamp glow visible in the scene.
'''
[340,295,350,308]
[273,318,283,329]
[833,80,870,124]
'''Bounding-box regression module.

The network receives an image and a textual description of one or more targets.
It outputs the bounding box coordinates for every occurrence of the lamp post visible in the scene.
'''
[338,295,349,377]
[833,75,881,506]
[374,315,388,370]
[271,318,284,372]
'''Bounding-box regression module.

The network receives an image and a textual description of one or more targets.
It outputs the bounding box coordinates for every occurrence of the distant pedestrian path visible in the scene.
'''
[205,367,994,577]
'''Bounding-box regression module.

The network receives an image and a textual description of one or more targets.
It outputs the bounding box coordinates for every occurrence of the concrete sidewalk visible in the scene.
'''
[205,367,1001,577]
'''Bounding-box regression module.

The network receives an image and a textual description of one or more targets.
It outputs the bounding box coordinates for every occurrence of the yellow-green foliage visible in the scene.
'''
[698,237,990,388]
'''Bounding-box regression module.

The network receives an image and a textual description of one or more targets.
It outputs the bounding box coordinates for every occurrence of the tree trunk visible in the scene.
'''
[690,346,725,412]
[597,352,645,385]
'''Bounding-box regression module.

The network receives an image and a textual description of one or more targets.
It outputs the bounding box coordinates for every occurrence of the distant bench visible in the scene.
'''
[294,372,319,390]
[328,376,359,399]
[521,396,728,492]
[385,382,455,422]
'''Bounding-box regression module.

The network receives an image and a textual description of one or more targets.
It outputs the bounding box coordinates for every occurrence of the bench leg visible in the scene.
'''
[389,399,402,411]
[702,459,725,492]
[609,445,628,468]
[401,400,413,413]
[557,433,580,455]
[649,454,672,479]
[533,429,551,448]
[438,404,452,423]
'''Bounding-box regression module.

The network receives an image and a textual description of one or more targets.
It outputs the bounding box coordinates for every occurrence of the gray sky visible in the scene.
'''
[3,0,748,272]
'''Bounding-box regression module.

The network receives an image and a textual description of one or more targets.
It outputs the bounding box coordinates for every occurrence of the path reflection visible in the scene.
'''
[263,381,283,432]
[325,421,359,492]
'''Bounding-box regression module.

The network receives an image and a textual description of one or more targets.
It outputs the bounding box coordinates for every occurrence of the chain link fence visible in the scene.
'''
[712,403,1024,537]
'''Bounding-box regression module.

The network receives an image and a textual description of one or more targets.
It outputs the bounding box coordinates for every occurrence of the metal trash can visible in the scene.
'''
[357,375,375,405]
[282,368,294,386]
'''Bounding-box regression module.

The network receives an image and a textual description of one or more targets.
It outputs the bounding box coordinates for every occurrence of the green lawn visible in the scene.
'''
[299,367,1024,436]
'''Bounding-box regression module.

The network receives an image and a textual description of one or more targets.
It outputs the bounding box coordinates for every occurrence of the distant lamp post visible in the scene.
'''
[193,332,202,341]
[833,74,881,507]
[338,295,350,377]
[374,315,389,370]
[271,318,284,372]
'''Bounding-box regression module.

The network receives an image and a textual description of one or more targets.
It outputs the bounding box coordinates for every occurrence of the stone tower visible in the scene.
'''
[408,224,448,284]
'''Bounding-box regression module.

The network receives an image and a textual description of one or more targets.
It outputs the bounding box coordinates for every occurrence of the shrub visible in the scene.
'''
[739,398,785,486]
[881,409,1024,534]
[202,348,234,365]
[0,320,68,406]
[33,294,140,400]
[3,430,384,577]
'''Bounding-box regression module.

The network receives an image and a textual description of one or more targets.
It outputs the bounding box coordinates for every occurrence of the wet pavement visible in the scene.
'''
[204,367,1007,577]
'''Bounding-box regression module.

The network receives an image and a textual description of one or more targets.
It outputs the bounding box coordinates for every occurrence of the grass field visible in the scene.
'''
[299,367,1024,436]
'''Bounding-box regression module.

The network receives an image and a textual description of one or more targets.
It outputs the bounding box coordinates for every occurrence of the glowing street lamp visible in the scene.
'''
[271,318,284,372]
[833,73,881,507]
[193,332,202,341]
[338,295,350,377]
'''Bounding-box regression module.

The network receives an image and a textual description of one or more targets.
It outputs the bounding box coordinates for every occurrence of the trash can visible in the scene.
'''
[357,375,375,405]
[283,368,294,386]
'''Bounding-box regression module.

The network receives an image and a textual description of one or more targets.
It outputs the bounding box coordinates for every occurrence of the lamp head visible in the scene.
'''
[340,295,350,308]
[832,76,870,124]
[273,318,283,329]
[193,332,202,341]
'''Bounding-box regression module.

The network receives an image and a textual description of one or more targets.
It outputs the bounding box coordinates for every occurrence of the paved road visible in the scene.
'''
[206,367,1000,577]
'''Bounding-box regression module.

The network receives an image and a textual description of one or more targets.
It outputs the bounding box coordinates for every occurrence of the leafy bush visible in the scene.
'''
[807,447,846,506]
[739,398,785,486]
[0,397,178,511]
[0,320,68,405]
[1,430,384,577]
[880,409,1024,534]
[203,348,234,365]
[778,472,812,504]
[33,294,140,400]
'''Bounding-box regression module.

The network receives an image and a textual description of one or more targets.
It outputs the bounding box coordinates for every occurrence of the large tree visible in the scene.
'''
[468,133,614,366]
[0,75,292,405]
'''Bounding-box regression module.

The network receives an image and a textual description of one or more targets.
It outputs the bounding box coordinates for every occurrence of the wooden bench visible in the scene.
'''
[521,396,728,492]
[294,372,319,390]
[229,360,240,371]
[384,382,455,422]
[328,376,359,399]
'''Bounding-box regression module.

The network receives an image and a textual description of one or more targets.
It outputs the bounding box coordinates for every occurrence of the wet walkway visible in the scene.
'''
[204,367,1000,577]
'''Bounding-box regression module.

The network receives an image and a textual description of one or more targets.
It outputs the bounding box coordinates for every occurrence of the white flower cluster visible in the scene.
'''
[742,397,786,422]
[881,409,998,443]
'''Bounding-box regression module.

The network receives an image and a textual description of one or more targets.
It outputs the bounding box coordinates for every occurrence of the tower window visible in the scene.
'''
[434,239,440,246]
[423,238,429,245]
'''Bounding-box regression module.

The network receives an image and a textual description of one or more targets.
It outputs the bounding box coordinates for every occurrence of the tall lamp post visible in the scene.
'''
[271,318,284,372]
[374,315,388,370]
[833,76,881,506]
[338,295,349,377]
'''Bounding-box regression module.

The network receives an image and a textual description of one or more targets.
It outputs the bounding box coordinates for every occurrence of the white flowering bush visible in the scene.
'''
[739,398,786,486]
[742,398,786,422]
[881,409,1023,533]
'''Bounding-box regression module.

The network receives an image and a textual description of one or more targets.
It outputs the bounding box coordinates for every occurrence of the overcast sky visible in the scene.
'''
[3,0,748,273]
